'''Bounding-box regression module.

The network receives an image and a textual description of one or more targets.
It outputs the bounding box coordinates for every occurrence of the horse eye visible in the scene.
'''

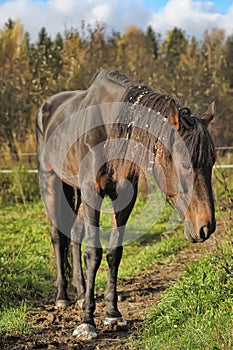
[182,162,191,170]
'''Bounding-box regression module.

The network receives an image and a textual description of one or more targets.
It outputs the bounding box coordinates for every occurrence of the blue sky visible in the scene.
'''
[0,0,232,41]
[144,0,233,13]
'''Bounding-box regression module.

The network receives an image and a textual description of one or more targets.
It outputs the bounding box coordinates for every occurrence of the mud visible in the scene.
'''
[2,242,210,350]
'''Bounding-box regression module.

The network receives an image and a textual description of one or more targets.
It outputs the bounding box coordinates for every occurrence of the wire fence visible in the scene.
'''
[0,165,232,174]
[0,147,232,173]
[1,146,233,157]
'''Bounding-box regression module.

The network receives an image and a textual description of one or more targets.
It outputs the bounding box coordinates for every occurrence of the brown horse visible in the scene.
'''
[36,69,216,339]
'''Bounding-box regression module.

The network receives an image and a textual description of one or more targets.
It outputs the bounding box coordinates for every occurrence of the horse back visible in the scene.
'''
[36,69,132,143]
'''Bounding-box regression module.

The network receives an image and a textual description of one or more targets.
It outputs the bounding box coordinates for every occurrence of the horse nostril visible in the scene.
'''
[200,225,209,241]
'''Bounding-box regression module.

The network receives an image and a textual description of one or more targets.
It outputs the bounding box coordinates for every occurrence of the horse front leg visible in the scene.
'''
[104,182,138,326]
[73,185,103,339]
[83,245,102,320]
[71,199,86,308]
[104,246,125,324]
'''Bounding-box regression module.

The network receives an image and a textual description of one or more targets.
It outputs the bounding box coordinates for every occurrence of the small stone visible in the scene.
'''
[47,313,56,323]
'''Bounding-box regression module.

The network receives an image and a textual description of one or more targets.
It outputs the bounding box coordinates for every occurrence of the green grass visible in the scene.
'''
[0,302,31,337]
[128,244,233,350]
[0,202,52,338]
[0,203,52,306]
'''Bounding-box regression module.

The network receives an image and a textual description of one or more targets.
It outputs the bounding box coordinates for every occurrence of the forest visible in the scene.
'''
[0,19,233,160]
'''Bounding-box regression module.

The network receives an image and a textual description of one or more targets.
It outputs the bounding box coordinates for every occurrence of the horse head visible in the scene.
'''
[153,101,216,243]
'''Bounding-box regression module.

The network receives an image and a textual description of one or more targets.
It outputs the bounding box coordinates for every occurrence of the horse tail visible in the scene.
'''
[36,101,51,136]
[36,101,52,172]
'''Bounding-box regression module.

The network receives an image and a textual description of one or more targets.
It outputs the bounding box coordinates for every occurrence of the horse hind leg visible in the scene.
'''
[46,179,76,308]
[55,182,79,308]
[51,225,72,308]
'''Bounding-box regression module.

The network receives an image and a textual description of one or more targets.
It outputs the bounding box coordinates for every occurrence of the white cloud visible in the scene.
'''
[48,0,76,15]
[149,0,233,39]
[0,0,232,41]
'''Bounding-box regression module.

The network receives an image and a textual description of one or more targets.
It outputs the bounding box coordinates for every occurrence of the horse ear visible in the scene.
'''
[201,101,215,127]
[168,103,179,131]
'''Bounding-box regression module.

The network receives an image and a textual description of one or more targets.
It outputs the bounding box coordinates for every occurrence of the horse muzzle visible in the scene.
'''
[184,219,216,243]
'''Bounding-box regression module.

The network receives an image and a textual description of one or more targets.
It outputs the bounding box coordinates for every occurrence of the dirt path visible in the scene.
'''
[2,238,215,350]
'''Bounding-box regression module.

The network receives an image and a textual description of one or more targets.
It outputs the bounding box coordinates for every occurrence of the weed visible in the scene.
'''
[0,302,31,337]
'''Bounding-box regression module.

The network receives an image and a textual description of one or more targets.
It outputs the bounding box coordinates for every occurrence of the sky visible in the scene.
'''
[0,0,232,41]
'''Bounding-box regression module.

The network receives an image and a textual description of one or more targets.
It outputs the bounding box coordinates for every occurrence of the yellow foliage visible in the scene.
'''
[0,19,25,63]
[123,25,143,38]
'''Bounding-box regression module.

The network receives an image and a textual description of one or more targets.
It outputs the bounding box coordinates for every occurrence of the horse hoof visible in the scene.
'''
[103,317,127,326]
[55,299,71,309]
[77,298,85,309]
[73,323,97,340]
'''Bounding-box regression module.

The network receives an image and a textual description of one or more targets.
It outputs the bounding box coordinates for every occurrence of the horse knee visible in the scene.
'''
[106,246,123,268]
[84,246,103,272]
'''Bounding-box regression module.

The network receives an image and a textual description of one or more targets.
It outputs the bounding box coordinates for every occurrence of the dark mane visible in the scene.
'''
[178,115,216,169]
[107,69,137,88]
[124,84,180,118]
[110,82,215,171]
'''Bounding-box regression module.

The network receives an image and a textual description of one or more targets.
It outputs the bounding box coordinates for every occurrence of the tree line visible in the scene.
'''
[0,19,232,160]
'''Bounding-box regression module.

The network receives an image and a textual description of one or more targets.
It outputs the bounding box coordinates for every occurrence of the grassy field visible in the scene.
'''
[128,241,233,350]
[0,196,187,338]
[128,166,233,350]
[0,165,232,349]
[0,203,51,336]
